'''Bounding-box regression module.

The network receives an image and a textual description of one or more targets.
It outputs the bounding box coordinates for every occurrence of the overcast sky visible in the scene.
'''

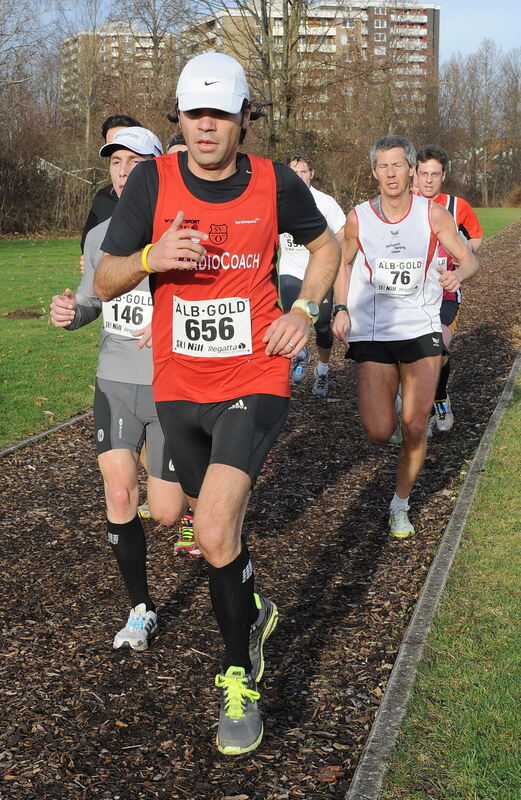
[437,0,520,62]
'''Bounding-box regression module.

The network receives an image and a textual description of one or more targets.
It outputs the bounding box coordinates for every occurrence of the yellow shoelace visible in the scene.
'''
[215,671,260,719]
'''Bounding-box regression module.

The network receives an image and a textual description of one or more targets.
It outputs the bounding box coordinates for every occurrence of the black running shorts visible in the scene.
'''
[156,393,290,498]
[440,299,460,333]
[94,378,178,482]
[346,332,443,364]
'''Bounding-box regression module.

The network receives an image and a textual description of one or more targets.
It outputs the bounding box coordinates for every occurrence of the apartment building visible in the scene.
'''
[185,1,440,108]
[60,21,174,112]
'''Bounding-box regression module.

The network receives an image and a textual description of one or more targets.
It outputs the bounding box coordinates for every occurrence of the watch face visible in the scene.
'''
[308,301,320,317]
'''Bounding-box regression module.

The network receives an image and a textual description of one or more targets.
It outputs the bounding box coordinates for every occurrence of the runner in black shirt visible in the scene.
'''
[80,114,144,254]
[95,53,340,757]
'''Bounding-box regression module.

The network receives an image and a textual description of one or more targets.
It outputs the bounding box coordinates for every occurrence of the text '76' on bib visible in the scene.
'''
[173,296,253,358]
[374,258,425,295]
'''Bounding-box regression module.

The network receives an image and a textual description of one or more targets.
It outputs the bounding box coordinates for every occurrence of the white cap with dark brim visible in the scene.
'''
[176,52,250,114]
[99,127,163,158]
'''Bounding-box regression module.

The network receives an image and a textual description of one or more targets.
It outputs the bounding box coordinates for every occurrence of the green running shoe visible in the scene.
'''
[249,593,278,682]
[215,666,263,755]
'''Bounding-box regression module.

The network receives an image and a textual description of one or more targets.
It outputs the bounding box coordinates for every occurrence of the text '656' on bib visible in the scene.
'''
[172,296,253,357]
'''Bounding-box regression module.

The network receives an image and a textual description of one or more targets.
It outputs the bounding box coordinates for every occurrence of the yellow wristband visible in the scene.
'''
[141,243,156,274]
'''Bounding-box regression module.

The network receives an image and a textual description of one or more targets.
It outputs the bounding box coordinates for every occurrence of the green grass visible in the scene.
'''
[381,378,521,800]
[0,238,100,448]
[475,207,521,239]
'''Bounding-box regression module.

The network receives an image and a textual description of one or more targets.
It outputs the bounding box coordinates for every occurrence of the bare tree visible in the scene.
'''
[110,0,188,119]
[0,0,52,86]
[54,0,109,151]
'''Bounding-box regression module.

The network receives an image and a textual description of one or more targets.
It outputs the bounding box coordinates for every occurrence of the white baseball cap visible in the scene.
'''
[176,52,250,114]
[99,127,163,158]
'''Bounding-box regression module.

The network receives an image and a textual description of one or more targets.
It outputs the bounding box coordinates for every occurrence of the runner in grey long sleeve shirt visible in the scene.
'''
[50,127,188,652]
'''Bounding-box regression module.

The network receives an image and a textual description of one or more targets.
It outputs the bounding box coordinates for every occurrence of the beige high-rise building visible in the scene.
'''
[183,1,440,113]
[60,21,175,113]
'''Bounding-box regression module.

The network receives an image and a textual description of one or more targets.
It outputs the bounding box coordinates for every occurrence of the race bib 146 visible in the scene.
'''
[102,291,153,337]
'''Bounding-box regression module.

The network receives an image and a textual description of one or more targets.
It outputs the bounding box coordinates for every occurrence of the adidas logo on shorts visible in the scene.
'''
[228,399,247,411]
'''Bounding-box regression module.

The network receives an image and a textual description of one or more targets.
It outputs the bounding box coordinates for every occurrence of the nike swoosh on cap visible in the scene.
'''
[204,80,220,86]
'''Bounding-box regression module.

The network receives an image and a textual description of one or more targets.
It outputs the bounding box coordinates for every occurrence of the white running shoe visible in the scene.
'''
[113,603,158,651]
[312,367,329,397]
[433,396,454,432]
[389,509,415,539]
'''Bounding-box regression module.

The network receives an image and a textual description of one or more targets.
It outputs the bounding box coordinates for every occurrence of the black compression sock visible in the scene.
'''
[107,516,154,611]
[435,359,451,402]
[207,541,257,673]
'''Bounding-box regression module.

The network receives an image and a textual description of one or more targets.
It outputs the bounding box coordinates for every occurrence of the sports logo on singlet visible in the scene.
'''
[208,224,228,245]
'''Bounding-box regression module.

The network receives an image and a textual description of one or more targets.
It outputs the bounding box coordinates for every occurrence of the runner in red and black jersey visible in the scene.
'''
[94,52,341,756]
[415,144,483,433]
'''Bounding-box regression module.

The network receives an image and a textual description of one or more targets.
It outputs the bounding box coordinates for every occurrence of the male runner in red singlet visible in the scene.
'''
[415,144,483,433]
[333,135,479,539]
[94,52,340,756]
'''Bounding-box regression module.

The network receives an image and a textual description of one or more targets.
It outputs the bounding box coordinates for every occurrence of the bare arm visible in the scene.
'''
[94,250,145,302]
[332,210,359,344]
[94,210,208,302]
[264,226,341,356]
[431,204,479,291]
[300,226,342,305]
[467,236,482,253]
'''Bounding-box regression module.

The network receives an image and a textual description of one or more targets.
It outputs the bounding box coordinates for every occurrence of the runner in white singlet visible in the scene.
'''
[333,135,479,539]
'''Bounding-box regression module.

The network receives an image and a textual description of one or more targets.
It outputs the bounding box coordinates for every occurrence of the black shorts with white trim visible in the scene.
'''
[346,332,443,364]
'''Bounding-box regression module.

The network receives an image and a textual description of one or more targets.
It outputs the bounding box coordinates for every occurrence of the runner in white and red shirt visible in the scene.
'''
[333,135,479,539]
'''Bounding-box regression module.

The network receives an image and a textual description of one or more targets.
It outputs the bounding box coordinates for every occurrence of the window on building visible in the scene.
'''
[374,19,387,28]
[342,18,354,28]
[374,6,385,14]
[374,32,386,42]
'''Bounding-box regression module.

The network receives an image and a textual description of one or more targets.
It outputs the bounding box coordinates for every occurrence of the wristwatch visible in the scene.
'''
[291,298,320,324]
[333,304,348,317]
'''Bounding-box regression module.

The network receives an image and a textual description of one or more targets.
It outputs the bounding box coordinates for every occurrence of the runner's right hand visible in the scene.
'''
[145,210,208,272]
[50,288,77,327]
